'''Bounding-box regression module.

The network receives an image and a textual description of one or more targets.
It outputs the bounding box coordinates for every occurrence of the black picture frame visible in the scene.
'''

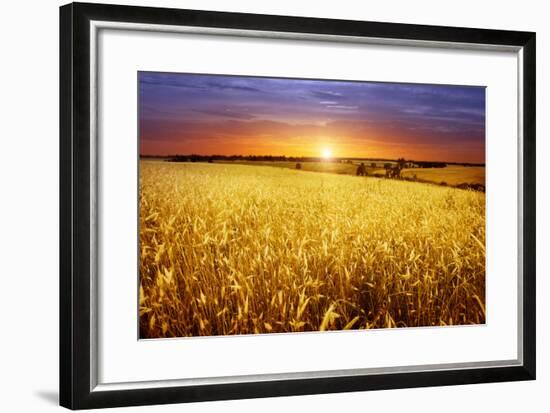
[60,2,536,410]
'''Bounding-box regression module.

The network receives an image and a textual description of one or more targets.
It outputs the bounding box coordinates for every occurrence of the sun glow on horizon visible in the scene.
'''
[321,148,333,160]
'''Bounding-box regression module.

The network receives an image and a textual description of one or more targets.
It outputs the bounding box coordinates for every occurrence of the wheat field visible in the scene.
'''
[401,166,485,186]
[139,160,486,338]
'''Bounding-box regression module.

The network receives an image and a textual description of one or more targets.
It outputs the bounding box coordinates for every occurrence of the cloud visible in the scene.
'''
[206,81,262,93]
[139,74,263,93]
[326,105,359,111]
[311,90,344,100]
[140,77,204,90]
[401,106,432,115]
[193,109,256,120]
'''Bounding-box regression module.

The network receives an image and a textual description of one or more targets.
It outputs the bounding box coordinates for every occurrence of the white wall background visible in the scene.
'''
[0,0,545,411]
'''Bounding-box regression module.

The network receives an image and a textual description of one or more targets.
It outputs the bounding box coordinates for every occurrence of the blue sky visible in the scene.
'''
[139,72,485,163]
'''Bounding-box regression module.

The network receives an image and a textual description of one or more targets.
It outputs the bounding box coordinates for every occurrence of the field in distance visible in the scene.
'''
[215,160,485,187]
[139,161,486,338]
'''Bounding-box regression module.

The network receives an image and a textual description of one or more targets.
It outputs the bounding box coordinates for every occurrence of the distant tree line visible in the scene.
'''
[158,154,480,168]
[168,154,340,163]
[415,161,447,168]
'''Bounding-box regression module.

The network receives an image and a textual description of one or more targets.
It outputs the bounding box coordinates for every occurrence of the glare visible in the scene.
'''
[321,148,333,159]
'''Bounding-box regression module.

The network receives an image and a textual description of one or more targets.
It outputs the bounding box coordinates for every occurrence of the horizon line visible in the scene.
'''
[139,154,486,166]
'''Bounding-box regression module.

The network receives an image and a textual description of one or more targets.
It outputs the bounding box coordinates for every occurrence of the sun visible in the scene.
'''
[321,148,333,160]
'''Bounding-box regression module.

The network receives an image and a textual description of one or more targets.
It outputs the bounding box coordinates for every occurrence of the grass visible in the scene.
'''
[139,161,486,338]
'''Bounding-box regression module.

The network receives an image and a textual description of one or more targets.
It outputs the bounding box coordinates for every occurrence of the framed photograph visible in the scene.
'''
[60,2,536,409]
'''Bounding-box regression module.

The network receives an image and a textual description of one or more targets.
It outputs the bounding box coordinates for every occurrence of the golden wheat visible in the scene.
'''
[139,160,485,338]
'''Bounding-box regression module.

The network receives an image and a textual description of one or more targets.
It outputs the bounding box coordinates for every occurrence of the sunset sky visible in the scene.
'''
[139,72,485,163]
